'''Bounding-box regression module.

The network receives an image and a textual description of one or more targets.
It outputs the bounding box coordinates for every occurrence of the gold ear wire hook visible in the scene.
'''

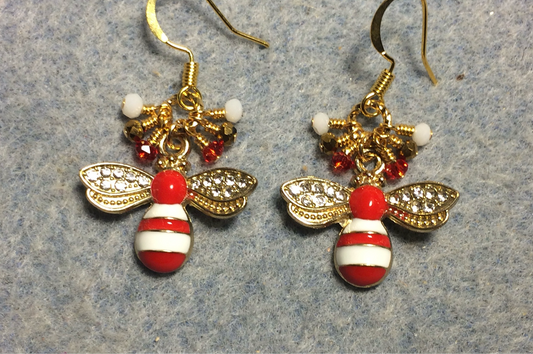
[370,0,438,85]
[146,0,269,63]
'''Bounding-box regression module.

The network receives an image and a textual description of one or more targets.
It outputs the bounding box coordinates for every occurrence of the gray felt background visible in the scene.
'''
[1,0,532,352]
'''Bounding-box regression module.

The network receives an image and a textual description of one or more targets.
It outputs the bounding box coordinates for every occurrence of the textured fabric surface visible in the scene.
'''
[1,0,532,352]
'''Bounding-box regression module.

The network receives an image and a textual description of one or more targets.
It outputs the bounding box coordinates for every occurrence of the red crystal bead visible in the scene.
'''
[331,152,354,173]
[135,140,158,161]
[202,140,224,163]
[384,157,409,180]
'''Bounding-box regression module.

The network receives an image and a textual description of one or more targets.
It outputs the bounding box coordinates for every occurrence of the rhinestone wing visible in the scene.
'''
[280,176,352,228]
[187,168,257,219]
[385,182,459,232]
[79,162,154,214]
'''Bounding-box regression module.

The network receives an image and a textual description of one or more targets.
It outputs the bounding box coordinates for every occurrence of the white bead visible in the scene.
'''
[225,99,243,123]
[312,112,330,135]
[412,123,432,146]
[122,93,143,119]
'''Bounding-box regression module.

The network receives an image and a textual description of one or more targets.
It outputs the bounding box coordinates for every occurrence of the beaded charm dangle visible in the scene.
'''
[80,0,268,273]
[281,0,459,288]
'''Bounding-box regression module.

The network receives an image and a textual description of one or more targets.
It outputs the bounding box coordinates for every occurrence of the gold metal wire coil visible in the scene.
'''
[343,139,360,157]
[336,133,354,147]
[205,109,226,119]
[388,135,404,149]
[158,103,172,126]
[394,124,415,136]
[141,105,157,116]
[379,145,396,163]
[329,119,348,130]
[371,69,395,98]
[200,120,222,135]
[141,115,159,131]
[193,132,210,148]
[148,127,167,146]
[182,62,199,88]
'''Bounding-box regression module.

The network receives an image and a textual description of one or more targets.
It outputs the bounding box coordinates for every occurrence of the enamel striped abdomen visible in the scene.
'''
[334,218,392,288]
[134,203,193,273]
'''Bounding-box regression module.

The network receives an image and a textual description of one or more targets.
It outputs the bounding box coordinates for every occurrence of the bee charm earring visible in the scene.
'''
[79,0,268,273]
[281,0,459,288]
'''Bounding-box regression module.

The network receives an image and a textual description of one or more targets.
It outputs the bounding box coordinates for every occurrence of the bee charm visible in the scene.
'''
[281,177,459,288]
[80,162,256,273]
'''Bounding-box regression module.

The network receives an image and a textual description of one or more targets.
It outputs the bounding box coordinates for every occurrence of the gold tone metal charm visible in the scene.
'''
[281,0,459,288]
[79,1,268,274]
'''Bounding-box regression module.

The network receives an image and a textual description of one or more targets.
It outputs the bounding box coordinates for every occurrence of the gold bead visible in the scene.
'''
[320,133,338,155]
[123,120,144,142]
[219,122,237,146]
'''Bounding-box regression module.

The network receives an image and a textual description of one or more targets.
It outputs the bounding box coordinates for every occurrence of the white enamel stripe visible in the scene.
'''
[143,203,188,221]
[135,231,191,253]
[342,218,387,235]
[335,245,392,267]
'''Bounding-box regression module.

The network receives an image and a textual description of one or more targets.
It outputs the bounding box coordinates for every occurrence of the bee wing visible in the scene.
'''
[79,162,153,214]
[280,176,352,228]
[385,181,459,232]
[186,168,257,219]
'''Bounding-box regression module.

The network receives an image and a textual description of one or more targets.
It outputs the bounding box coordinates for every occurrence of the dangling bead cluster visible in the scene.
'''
[311,69,433,186]
[119,59,247,170]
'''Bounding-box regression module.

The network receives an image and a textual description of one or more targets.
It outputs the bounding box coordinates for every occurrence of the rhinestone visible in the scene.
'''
[389,194,400,205]
[125,172,137,183]
[311,183,324,194]
[437,193,447,202]
[325,187,335,198]
[237,179,247,188]
[411,201,421,213]
[113,169,124,179]
[312,195,327,207]
[100,180,111,190]
[413,187,424,199]
[225,175,235,186]
[86,170,99,182]
[423,202,435,213]
[222,187,232,198]
[289,184,302,197]
[301,196,312,207]
[138,176,150,187]
[191,179,201,190]
[300,181,311,192]
[401,192,411,202]
[213,174,224,184]
[100,168,111,177]
[425,188,436,200]
[115,180,126,192]
[335,191,346,201]
[203,178,213,188]
[212,189,221,198]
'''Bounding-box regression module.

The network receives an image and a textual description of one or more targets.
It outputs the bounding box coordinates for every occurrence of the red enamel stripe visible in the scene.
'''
[338,265,387,287]
[137,251,187,273]
[137,218,190,233]
[336,232,391,248]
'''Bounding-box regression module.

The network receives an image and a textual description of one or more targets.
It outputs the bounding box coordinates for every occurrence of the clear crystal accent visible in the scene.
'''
[86,170,99,182]
[423,202,435,213]
[115,180,126,192]
[222,187,232,198]
[100,180,111,190]
[100,168,111,177]
[325,186,335,198]
[413,187,423,199]
[113,169,124,179]
[203,177,213,188]
[411,201,421,213]
[138,176,150,188]
[301,196,312,207]
[437,193,447,202]
[213,174,224,184]
[125,172,136,183]
[237,178,247,188]
[425,188,436,200]
[335,191,345,201]
[401,192,411,202]
[300,181,311,192]
[289,184,302,197]
[312,195,326,207]
[191,179,201,190]
[226,175,235,186]
[389,194,399,205]
[312,184,324,194]
[212,189,220,197]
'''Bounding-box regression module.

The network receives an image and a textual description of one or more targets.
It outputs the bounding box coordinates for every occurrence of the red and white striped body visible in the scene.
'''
[135,203,193,273]
[334,218,392,287]
[134,169,191,273]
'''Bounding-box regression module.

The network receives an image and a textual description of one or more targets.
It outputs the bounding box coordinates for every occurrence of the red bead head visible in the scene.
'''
[150,170,188,204]
[349,185,388,220]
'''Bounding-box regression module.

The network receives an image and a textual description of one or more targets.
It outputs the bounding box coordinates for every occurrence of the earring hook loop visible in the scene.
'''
[146,0,269,63]
[370,0,438,85]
